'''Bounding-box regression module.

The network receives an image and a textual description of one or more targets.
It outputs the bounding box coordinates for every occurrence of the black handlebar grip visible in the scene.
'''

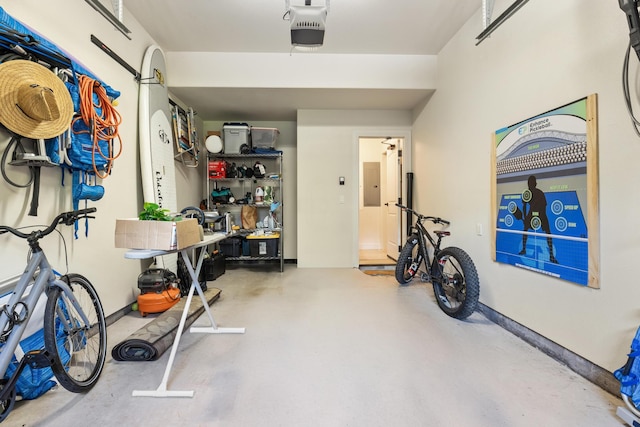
[76,207,97,215]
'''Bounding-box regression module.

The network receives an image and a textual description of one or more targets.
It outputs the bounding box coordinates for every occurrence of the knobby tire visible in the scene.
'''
[395,236,421,285]
[432,247,479,320]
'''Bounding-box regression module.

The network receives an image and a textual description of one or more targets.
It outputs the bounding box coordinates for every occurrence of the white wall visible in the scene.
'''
[0,2,203,317]
[297,110,412,268]
[411,0,639,372]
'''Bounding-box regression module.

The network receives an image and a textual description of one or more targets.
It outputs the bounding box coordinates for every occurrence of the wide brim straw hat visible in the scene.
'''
[0,59,73,139]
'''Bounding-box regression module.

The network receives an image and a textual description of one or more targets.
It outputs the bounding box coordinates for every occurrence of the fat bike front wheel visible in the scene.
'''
[395,237,423,285]
[432,247,479,320]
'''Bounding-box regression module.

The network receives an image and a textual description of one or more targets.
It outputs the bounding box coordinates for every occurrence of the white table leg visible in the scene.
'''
[132,247,244,398]
[186,249,245,334]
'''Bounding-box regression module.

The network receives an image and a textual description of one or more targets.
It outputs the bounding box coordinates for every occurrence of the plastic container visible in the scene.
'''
[219,237,242,257]
[201,253,225,281]
[247,233,280,257]
[251,127,279,149]
[223,123,250,153]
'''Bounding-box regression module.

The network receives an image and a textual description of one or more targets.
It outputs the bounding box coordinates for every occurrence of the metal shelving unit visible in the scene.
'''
[206,152,283,271]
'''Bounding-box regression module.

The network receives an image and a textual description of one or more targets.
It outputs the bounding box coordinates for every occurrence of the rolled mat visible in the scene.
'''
[111,287,221,362]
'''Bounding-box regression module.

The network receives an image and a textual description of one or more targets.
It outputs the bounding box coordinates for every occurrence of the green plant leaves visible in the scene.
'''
[138,202,175,221]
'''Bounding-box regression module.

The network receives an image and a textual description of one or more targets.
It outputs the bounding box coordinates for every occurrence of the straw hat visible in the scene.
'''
[0,60,73,139]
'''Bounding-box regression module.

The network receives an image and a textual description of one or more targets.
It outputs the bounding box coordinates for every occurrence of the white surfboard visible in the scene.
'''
[139,45,178,271]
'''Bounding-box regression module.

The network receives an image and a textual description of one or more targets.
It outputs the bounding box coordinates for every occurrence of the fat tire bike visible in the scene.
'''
[395,204,480,320]
[0,208,107,422]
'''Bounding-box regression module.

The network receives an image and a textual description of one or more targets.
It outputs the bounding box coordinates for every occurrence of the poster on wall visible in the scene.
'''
[492,95,599,288]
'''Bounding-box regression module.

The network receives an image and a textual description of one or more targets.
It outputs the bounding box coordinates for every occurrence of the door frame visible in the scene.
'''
[352,128,412,268]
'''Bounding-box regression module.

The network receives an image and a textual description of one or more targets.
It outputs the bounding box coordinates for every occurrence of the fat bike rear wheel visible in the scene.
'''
[395,237,422,285]
[432,247,479,320]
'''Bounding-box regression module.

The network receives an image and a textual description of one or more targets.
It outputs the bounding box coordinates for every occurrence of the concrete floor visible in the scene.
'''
[7,266,626,426]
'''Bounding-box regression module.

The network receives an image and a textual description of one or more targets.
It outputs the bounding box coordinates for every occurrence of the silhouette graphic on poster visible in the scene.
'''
[517,175,558,264]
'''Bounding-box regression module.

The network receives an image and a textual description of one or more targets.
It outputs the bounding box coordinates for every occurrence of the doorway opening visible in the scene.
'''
[358,135,407,268]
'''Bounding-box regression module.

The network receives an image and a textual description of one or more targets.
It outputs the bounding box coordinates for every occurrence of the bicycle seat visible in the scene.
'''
[434,230,450,237]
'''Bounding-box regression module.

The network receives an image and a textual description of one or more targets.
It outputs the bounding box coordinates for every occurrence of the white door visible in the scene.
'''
[385,142,401,260]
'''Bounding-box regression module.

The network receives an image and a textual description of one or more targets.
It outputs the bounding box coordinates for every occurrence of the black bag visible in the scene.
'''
[177,256,207,296]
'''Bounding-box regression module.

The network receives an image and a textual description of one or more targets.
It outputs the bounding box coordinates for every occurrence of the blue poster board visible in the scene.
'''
[494,97,598,287]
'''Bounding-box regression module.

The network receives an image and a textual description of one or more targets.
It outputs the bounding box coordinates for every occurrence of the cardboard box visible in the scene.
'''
[115,218,201,250]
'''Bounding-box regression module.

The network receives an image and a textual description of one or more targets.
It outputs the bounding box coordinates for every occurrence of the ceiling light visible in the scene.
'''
[284,0,329,51]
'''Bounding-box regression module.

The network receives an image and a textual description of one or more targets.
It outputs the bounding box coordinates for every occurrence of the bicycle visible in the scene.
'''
[0,208,107,422]
[394,204,480,320]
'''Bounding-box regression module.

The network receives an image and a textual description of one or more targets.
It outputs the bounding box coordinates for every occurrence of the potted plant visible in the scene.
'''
[138,202,177,221]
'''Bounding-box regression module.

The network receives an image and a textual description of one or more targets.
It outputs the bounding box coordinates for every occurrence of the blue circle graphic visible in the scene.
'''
[551,200,564,215]
[555,216,568,232]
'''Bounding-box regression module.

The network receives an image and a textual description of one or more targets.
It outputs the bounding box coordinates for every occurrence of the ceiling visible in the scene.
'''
[124,0,482,121]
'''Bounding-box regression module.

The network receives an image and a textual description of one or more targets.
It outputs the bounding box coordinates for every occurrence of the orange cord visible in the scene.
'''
[71,75,123,179]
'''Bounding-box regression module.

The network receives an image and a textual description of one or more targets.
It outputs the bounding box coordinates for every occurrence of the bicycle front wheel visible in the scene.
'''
[432,247,480,320]
[43,274,107,392]
[395,235,422,285]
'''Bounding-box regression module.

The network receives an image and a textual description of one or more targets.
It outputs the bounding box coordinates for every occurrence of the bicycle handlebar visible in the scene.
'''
[395,203,450,225]
[0,208,97,239]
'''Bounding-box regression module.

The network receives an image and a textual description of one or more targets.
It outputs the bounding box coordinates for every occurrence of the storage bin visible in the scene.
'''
[201,253,225,281]
[223,123,250,153]
[219,237,242,257]
[247,233,279,257]
[251,127,279,149]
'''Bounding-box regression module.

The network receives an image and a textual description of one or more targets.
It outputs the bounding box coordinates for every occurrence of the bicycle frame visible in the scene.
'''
[0,249,90,378]
[409,218,446,280]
